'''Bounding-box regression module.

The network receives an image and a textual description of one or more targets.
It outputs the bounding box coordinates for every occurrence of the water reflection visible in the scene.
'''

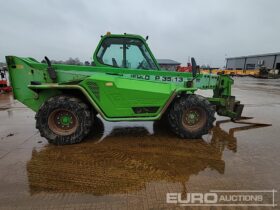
[26,118,269,195]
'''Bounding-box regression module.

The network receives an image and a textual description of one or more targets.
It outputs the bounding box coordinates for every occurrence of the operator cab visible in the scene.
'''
[95,34,159,70]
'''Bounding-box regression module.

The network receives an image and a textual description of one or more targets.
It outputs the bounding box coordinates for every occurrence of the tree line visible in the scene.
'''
[0,58,93,67]
[41,58,93,66]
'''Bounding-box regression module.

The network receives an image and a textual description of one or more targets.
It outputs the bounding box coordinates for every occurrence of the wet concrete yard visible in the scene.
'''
[0,77,279,209]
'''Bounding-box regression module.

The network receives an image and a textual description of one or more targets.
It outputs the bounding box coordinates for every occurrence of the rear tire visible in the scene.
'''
[168,95,215,139]
[36,95,93,145]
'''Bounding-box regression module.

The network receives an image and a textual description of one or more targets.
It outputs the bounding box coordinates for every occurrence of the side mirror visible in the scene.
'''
[191,57,197,77]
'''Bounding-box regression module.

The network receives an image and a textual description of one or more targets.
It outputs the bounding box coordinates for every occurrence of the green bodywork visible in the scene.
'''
[6,33,241,121]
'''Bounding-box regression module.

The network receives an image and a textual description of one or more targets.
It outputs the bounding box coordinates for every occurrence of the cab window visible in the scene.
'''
[96,37,158,70]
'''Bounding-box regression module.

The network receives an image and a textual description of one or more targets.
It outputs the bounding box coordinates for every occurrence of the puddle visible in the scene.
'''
[26,117,270,195]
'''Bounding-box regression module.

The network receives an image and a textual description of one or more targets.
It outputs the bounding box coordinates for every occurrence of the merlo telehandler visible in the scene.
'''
[6,33,243,145]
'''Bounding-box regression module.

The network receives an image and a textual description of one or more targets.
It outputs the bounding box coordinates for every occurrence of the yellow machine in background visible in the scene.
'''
[200,69,260,77]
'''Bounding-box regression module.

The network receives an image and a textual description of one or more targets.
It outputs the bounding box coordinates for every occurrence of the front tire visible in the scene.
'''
[168,95,215,139]
[36,95,93,145]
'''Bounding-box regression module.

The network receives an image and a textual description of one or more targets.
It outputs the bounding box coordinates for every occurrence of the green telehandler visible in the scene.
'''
[6,33,243,145]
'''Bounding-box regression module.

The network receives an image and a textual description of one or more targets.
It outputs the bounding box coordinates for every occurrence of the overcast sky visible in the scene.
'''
[0,0,279,67]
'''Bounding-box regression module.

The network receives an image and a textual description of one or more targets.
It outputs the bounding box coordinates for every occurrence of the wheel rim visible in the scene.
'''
[182,107,207,132]
[48,109,78,136]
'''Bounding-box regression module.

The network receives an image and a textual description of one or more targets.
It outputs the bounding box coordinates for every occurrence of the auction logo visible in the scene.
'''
[166,190,277,207]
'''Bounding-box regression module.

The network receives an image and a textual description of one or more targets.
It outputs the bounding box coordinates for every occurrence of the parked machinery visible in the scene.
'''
[0,67,12,93]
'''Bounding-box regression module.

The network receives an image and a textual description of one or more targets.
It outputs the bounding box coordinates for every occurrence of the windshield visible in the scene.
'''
[96,37,158,70]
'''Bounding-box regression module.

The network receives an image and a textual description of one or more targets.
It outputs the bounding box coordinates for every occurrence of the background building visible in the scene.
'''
[157,59,181,71]
[226,52,280,70]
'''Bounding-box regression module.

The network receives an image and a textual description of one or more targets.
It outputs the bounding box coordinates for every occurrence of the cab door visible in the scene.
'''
[95,36,158,70]
[84,36,173,118]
